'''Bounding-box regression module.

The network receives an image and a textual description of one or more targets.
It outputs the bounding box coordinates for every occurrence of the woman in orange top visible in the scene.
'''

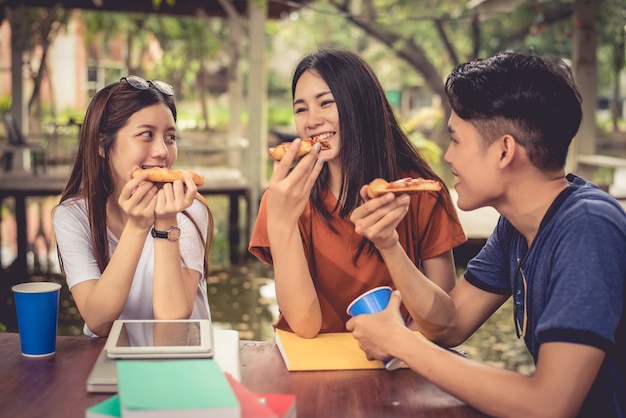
[249,49,466,338]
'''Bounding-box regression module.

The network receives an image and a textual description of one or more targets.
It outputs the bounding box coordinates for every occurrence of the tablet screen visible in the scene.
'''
[105,319,213,359]
[116,321,202,348]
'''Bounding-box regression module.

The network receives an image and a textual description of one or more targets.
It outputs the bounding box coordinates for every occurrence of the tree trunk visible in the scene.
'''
[570,0,599,176]
[611,24,624,132]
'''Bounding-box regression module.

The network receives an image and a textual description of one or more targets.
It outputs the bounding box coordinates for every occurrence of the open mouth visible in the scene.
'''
[310,132,335,142]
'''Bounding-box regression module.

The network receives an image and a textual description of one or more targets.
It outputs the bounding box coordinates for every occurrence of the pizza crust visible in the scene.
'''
[367,177,442,198]
[132,168,205,186]
[268,139,331,161]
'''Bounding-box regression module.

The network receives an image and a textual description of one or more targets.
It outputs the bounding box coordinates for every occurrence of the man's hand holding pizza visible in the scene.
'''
[350,184,411,251]
[351,177,442,250]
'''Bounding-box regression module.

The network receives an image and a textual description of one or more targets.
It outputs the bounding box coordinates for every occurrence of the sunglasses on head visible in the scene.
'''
[120,75,174,96]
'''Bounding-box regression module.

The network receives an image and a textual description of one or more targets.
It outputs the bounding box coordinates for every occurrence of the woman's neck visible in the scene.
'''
[326,161,343,198]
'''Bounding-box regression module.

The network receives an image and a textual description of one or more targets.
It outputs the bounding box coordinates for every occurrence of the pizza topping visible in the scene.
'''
[367,177,442,198]
[268,137,331,160]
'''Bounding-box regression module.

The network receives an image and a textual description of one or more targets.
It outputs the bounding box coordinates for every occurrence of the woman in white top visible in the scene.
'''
[53,76,213,337]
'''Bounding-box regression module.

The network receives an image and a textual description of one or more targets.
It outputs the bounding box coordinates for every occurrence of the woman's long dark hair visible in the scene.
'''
[58,80,213,276]
[292,49,454,261]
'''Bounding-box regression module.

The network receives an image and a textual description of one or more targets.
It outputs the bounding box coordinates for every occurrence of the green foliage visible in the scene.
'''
[151,0,176,10]
[16,0,624,151]
[400,107,445,167]
[268,98,295,127]
[409,131,443,167]
[0,95,11,115]
[82,11,223,100]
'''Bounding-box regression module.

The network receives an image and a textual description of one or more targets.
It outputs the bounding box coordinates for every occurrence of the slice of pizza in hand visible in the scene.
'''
[367,177,442,199]
[268,138,331,161]
[132,167,205,186]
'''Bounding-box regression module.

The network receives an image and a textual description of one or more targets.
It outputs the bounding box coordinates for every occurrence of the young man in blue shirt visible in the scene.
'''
[347,51,626,417]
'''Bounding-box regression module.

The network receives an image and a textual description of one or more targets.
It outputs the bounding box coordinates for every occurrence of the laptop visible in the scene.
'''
[87,327,241,393]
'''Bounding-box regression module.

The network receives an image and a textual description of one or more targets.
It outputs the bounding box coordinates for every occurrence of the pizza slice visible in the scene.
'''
[268,138,331,161]
[367,177,442,199]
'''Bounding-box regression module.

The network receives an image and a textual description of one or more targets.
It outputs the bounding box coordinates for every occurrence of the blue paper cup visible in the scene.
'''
[346,286,406,371]
[346,286,392,317]
[12,282,61,357]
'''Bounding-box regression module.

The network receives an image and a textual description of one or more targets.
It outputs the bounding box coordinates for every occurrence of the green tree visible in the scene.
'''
[274,0,626,145]
[598,0,625,132]
[322,0,581,147]
[82,11,224,129]
[1,4,71,125]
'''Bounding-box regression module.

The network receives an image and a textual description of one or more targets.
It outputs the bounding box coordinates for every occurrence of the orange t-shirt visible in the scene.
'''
[249,184,466,333]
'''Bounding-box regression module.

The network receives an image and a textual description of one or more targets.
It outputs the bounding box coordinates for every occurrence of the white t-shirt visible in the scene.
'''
[53,197,211,336]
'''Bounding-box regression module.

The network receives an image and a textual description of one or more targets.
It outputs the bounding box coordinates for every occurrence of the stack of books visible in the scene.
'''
[86,359,296,418]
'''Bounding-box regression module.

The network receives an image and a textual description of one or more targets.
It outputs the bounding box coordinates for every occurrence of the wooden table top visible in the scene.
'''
[0,332,486,418]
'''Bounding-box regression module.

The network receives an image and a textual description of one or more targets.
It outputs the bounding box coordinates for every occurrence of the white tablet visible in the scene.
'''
[105,319,214,359]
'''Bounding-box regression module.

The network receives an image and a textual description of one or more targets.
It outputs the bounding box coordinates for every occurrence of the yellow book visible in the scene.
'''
[274,329,387,371]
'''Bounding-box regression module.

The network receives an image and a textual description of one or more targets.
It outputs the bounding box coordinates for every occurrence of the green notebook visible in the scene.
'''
[116,359,239,417]
[86,395,121,418]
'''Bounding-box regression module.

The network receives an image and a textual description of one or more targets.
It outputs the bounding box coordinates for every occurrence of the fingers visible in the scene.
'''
[181,170,199,201]
[359,185,370,201]
[266,141,323,221]
[154,179,195,216]
[351,193,410,235]
[181,170,196,188]
[121,173,157,206]
[270,139,323,185]
[302,145,324,191]
[119,178,157,228]
[346,317,355,332]
[387,290,402,311]
[270,138,304,181]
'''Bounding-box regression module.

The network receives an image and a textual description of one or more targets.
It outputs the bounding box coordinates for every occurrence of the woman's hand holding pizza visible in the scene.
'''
[266,138,324,231]
[153,170,198,219]
[119,171,159,230]
[129,167,198,223]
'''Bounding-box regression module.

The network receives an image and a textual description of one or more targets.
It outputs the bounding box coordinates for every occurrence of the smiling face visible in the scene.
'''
[106,103,177,191]
[293,70,340,162]
[444,111,504,211]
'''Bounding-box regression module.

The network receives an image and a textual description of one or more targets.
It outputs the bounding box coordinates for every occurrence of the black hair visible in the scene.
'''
[445,51,582,171]
[292,49,453,263]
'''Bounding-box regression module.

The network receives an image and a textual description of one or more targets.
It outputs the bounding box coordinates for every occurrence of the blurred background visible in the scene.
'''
[1,0,626,376]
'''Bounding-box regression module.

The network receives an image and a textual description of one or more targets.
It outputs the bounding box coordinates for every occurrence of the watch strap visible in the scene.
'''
[151,226,180,242]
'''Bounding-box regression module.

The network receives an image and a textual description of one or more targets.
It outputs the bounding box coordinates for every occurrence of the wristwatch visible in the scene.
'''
[151,226,181,242]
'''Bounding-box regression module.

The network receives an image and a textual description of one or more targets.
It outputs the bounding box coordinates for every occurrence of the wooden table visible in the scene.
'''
[0,333,486,418]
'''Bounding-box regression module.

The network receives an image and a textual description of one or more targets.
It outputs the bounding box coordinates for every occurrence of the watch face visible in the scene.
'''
[167,226,181,241]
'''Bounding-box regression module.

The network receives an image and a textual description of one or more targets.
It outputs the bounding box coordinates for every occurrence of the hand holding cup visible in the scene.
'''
[346,286,407,370]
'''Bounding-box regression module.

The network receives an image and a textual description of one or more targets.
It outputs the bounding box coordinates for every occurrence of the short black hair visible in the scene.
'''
[445,51,582,171]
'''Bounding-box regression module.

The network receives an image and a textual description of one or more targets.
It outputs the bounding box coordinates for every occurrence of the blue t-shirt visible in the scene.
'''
[465,174,626,417]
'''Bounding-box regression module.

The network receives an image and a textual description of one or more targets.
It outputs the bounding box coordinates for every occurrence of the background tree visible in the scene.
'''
[272,0,626,150]
[82,11,224,130]
[598,0,625,133]
[319,0,580,148]
[1,4,71,130]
